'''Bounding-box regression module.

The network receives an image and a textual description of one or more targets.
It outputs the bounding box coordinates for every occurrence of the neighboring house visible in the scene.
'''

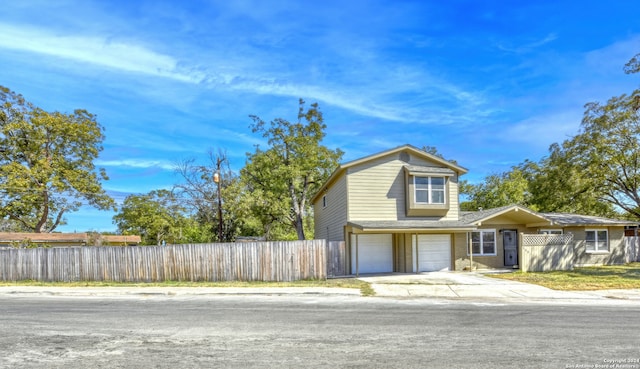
[312,145,638,274]
[0,233,142,248]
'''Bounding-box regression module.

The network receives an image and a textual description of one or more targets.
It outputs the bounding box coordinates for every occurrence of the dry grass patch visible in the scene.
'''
[0,278,374,295]
[488,263,640,291]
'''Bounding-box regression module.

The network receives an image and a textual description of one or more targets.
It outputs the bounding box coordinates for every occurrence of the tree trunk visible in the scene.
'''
[35,190,49,233]
[294,212,306,240]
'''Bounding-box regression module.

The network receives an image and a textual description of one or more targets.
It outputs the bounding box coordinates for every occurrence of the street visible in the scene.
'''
[1,295,639,368]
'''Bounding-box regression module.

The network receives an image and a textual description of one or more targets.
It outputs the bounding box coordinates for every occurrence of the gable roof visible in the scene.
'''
[460,205,550,226]
[340,144,468,174]
[312,144,467,203]
[540,213,638,227]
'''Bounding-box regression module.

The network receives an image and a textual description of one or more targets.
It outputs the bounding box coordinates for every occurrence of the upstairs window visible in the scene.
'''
[585,230,608,253]
[414,176,445,204]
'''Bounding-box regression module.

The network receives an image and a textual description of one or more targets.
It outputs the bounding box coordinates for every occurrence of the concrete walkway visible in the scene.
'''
[357,272,640,301]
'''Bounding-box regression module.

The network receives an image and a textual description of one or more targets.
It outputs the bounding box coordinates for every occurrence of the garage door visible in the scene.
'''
[417,234,451,272]
[350,234,393,274]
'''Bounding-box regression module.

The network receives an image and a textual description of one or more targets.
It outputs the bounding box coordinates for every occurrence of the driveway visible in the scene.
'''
[357,271,640,301]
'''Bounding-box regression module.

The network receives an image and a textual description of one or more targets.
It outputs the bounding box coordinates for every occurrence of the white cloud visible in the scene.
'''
[0,23,202,83]
[496,33,558,54]
[0,22,491,127]
[96,159,175,171]
[502,111,581,150]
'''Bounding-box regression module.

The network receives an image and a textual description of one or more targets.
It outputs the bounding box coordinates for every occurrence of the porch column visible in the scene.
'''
[469,233,473,272]
[355,234,359,277]
[414,233,419,273]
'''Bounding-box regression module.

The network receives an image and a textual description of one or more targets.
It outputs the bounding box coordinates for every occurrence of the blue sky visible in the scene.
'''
[1,1,639,232]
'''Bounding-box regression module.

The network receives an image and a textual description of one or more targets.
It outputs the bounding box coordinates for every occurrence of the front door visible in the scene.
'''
[503,230,518,267]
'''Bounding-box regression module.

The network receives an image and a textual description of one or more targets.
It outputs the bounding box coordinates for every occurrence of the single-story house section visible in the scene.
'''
[0,233,142,248]
[312,145,638,274]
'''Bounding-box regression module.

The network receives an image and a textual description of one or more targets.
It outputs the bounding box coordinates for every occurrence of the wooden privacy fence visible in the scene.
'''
[520,233,575,272]
[625,236,640,263]
[326,241,347,277]
[0,240,339,282]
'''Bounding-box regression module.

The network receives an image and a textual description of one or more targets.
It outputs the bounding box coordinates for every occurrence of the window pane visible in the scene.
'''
[415,190,428,203]
[597,241,608,251]
[431,177,445,188]
[597,231,607,241]
[470,232,480,254]
[483,232,495,254]
[431,190,445,204]
[482,232,495,243]
[415,177,428,188]
[585,241,595,251]
[471,232,480,243]
[597,231,608,251]
[585,231,595,242]
[483,242,495,254]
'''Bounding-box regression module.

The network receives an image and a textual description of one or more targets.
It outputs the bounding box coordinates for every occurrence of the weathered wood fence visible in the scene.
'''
[625,236,640,263]
[520,233,575,272]
[326,241,347,277]
[0,240,346,282]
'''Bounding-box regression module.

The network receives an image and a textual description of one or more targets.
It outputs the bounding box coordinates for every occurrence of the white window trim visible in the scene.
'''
[585,229,609,253]
[539,229,563,235]
[413,176,446,205]
[467,229,497,256]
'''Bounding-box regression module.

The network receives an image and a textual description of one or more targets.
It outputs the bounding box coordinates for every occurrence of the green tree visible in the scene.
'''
[561,91,640,218]
[460,168,532,211]
[0,86,115,232]
[243,99,343,240]
[113,189,189,245]
[518,147,616,217]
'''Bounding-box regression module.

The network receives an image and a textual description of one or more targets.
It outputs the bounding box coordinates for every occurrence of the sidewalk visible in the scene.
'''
[357,272,640,301]
[1,272,639,302]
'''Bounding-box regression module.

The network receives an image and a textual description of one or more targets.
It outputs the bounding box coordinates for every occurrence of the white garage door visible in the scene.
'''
[351,234,393,274]
[417,234,451,272]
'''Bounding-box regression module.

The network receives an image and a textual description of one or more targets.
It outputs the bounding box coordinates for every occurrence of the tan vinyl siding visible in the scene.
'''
[313,174,348,241]
[453,224,533,270]
[570,226,626,266]
[447,175,459,220]
[347,152,460,221]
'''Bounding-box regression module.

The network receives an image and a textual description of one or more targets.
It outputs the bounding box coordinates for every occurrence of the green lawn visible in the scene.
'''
[488,263,640,291]
[0,278,375,296]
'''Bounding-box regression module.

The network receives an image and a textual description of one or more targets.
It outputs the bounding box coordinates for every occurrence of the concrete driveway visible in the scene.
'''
[357,271,640,301]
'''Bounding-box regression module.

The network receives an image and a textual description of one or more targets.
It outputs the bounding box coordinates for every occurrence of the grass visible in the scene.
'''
[0,278,376,296]
[488,263,640,291]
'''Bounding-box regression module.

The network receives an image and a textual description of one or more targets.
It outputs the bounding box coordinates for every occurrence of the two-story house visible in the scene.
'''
[313,145,637,274]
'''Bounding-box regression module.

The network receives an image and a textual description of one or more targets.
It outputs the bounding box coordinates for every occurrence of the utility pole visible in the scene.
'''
[213,156,223,242]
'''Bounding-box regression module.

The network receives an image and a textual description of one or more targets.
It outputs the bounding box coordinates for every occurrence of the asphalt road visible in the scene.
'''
[1,295,639,369]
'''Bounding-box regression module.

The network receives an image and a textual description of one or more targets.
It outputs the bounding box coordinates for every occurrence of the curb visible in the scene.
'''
[0,286,363,298]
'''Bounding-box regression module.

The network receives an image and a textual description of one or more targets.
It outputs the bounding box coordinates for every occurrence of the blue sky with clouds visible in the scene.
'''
[1,1,639,232]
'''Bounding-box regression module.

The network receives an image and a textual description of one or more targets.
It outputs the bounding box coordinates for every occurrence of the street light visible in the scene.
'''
[213,162,223,242]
